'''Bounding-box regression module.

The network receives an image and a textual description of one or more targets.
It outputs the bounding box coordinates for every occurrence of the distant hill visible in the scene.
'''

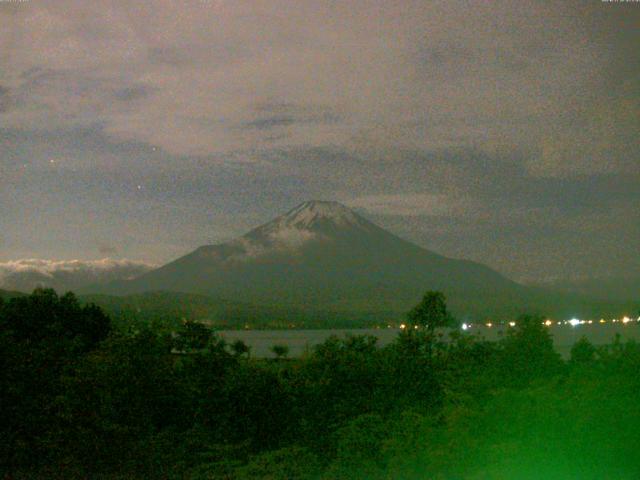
[80,291,397,331]
[89,201,634,322]
[0,288,25,301]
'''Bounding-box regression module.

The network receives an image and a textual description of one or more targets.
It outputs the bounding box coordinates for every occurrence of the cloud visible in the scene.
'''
[529,81,640,178]
[0,0,638,282]
[3,0,634,165]
[228,224,319,261]
[0,85,10,113]
[0,258,156,293]
[242,115,296,130]
[112,84,155,102]
[347,193,478,218]
[240,105,341,131]
[98,245,118,255]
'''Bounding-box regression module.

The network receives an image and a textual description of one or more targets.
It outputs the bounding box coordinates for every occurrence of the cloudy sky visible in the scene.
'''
[1,0,638,282]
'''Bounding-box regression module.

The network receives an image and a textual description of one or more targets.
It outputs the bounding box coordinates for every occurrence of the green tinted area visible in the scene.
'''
[1,289,639,479]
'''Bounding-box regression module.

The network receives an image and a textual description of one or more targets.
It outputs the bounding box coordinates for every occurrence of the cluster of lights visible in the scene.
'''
[398,324,421,330]
[394,316,640,331]
[456,316,640,331]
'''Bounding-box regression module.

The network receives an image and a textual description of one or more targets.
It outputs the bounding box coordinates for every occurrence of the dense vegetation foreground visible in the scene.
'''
[1,289,639,479]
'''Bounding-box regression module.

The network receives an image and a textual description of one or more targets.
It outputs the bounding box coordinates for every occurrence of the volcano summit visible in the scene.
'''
[94,201,534,317]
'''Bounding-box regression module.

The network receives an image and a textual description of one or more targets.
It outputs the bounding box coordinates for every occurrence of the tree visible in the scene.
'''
[0,288,111,472]
[326,413,388,478]
[407,291,454,332]
[216,365,291,450]
[0,288,110,349]
[498,313,563,387]
[231,339,251,358]
[270,344,289,360]
[233,446,320,480]
[59,329,185,473]
[174,320,212,352]
[570,336,596,365]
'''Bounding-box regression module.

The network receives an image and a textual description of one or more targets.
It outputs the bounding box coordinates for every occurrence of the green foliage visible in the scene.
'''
[1,288,110,349]
[570,335,597,365]
[57,329,187,474]
[325,413,388,478]
[407,290,455,331]
[231,338,251,357]
[234,446,320,480]
[270,344,290,359]
[0,289,111,472]
[497,313,563,387]
[2,289,639,479]
[173,320,212,352]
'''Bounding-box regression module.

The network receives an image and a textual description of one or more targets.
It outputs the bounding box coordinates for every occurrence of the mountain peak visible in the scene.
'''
[236,200,374,253]
[282,200,360,228]
[97,199,519,316]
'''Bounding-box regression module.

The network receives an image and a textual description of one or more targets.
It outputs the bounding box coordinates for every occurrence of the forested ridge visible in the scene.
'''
[1,289,639,479]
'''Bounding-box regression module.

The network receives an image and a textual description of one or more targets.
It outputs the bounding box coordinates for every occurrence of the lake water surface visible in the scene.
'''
[219,323,640,359]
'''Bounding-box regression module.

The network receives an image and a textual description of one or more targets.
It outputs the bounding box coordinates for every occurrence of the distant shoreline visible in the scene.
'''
[218,323,640,359]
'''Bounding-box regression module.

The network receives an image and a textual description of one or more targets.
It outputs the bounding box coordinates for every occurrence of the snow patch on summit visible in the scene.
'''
[224,201,369,261]
[280,201,363,229]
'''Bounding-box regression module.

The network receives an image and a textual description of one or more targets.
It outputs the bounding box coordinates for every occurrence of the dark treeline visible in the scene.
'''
[1,289,640,479]
[81,291,396,332]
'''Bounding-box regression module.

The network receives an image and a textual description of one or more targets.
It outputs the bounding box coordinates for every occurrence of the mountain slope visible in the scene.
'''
[94,201,531,317]
[0,288,25,301]
[80,291,396,330]
[533,276,640,303]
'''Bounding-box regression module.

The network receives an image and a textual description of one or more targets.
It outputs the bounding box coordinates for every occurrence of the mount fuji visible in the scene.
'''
[93,201,532,318]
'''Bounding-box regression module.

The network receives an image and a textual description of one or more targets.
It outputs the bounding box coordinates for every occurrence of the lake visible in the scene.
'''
[218,323,640,359]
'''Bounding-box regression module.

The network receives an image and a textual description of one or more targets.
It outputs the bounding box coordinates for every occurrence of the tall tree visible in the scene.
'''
[0,288,111,472]
[407,291,454,332]
[174,320,212,352]
[231,339,251,358]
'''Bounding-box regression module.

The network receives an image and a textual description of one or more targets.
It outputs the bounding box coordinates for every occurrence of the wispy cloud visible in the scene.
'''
[3,0,634,168]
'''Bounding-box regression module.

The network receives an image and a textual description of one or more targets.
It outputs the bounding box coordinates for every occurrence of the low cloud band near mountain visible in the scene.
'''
[0,259,155,293]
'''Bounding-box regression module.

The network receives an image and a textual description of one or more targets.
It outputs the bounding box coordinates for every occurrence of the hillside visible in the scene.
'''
[0,289,25,301]
[80,291,398,330]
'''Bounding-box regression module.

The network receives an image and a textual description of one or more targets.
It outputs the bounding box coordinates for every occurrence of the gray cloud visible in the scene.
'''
[3,1,635,166]
[98,245,118,255]
[347,193,479,218]
[0,258,156,293]
[241,108,341,131]
[0,85,10,113]
[242,115,296,130]
[0,0,638,282]
[112,85,154,102]
[147,46,192,67]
